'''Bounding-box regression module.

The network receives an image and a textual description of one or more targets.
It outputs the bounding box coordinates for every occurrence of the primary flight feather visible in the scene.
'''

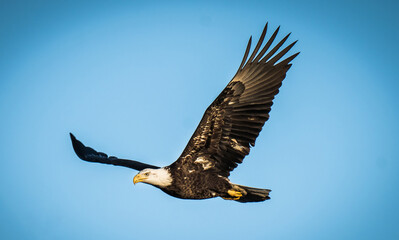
[70,23,299,203]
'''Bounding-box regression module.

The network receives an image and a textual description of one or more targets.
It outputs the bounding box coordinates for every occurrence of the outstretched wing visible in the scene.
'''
[173,23,299,176]
[70,133,160,171]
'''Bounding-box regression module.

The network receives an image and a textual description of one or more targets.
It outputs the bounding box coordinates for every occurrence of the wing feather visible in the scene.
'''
[70,133,159,171]
[172,24,299,176]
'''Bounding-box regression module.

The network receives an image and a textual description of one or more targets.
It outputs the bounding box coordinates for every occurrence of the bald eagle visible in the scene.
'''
[70,23,299,203]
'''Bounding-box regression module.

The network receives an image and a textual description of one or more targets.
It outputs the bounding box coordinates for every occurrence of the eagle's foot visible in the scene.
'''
[222,189,243,200]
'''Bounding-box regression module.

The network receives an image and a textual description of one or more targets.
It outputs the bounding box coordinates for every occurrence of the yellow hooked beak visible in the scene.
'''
[133,173,146,184]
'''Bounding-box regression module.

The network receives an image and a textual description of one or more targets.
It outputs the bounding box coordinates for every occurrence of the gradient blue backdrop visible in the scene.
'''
[1,1,398,239]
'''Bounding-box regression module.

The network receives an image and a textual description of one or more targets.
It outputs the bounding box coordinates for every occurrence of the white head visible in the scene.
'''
[133,168,172,187]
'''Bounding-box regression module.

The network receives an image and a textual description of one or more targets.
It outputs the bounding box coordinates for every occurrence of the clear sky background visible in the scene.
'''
[0,0,398,239]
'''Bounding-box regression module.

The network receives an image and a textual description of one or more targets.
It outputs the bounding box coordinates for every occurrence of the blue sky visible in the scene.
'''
[0,0,398,239]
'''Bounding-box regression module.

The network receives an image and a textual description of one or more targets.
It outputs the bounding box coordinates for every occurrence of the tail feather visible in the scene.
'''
[235,185,271,203]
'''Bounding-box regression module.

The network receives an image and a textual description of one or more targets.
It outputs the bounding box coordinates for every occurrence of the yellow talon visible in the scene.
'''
[228,189,242,197]
[224,189,243,200]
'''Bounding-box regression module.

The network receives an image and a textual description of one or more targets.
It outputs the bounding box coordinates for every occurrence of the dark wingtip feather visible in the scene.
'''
[70,132,86,160]
[253,25,281,63]
[237,36,252,71]
[260,32,291,63]
[69,133,107,161]
[267,39,298,65]
[245,23,268,65]
[275,51,300,68]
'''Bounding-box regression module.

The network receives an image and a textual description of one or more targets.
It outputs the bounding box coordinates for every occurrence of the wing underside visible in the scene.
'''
[174,23,299,176]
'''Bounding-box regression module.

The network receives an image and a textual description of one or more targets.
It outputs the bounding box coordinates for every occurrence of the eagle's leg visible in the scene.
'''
[222,189,243,200]
[228,189,242,200]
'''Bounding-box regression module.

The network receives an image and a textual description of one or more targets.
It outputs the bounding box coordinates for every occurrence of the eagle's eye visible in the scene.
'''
[144,172,150,176]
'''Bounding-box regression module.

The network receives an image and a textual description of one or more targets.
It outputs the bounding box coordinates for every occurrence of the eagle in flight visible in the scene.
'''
[70,23,299,203]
